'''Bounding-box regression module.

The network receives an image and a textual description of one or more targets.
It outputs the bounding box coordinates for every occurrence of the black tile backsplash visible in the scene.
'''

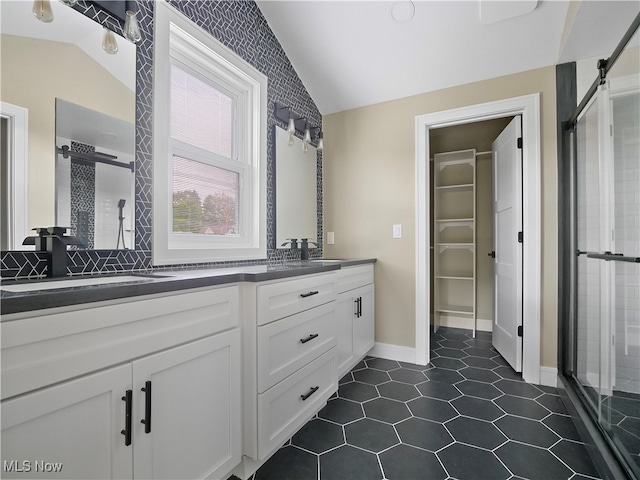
[1,0,322,279]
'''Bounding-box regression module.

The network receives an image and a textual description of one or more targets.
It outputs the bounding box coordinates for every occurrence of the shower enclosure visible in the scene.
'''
[558,14,640,480]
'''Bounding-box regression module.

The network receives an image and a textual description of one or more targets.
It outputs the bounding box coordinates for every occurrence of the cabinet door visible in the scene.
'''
[132,330,241,480]
[353,284,375,359]
[335,292,355,378]
[1,365,132,479]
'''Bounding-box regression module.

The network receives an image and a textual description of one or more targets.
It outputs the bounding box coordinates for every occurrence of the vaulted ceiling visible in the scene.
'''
[257,1,640,114]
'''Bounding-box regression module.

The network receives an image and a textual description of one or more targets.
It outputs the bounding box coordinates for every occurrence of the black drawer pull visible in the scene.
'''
[300,333,319,344]
[300,291,319,298]
[300,386,320,401]
[121,389,132,446]
[141,381,152,434]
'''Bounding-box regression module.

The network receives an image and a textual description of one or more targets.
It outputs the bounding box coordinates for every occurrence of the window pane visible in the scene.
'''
[172,156,239,235]
[171,64,234,158]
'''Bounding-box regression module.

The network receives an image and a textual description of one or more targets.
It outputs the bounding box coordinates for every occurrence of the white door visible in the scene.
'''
[132,330,241,480]
[492,116,523,372]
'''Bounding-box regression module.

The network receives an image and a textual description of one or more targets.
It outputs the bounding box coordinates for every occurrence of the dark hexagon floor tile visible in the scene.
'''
[338,381,379,403]
[319,445,382,480]
[424,368,465,384]
[363,397,411,424]
[398,361,428,371]
[455,380,503,400]
[255,445,317,480]
[464,338,494,349]
[365,358,400,371]
[496,441,572,480]
[318,398,363,424]
[460,366,501,383]
[435,347,469,359]
[451,396,505,421]
[291,418,344,454]
[495,379,543,398]
[396,417,454,452]
[493,365,524,381]
[535,384,559,395]
[463,346,496,358]
[407,397,458,423]
[619,416,640,437]
[438,443,510,480]
[380,444,447,480]
[377,381,420,402]
[446,416,508,450]
[339,372,353,385]
[543,414,582,442]
[352,360,367,370]
[494,394,550,420]
[388,368,427,384]
[353,368,391,385]
[462,356,500,369]
[536,393,569,415]
[430,356,466,370]
[344,418,399,453]
[439,329,470,341]
[495,415,560,448]
[551,440,600,478]
[417,380,462,401]
[439,339,469,350]
[491,354,510,366]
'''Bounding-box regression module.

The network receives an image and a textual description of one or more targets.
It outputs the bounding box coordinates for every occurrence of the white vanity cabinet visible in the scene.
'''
[335,265,375,378]
[1,286,241,480]
[240,272,338,469]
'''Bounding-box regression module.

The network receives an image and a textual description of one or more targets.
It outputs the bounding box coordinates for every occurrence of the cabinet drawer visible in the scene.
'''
[1,285,239,400]
[257,349,336,460]
[335,264,374,294]
[257,273,336,325]
[258,302,335,393]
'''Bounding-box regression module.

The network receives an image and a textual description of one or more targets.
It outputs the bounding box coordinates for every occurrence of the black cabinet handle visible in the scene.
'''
[140,381,152,434]
[300,386,320,401]
[300,291,319,298]
[121,389,132,446]
[488,251,495,258]
[355,297,362,318]
[300,333,319,344]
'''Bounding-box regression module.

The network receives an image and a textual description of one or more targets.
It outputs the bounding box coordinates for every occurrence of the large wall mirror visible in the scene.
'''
[0,0,136,250]
[275,126,318,249]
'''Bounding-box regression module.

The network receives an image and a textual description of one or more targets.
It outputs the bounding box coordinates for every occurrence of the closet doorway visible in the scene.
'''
[415,94,542,384]
[429,116,524,372]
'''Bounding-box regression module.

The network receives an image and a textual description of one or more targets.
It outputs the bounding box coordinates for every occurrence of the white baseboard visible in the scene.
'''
[369,342,421,365]
[539,366,558,388]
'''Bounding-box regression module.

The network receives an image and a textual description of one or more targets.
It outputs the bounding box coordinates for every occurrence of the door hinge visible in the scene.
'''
[517,325,523,337]
[518,231,523,243]
[517,137,523,149]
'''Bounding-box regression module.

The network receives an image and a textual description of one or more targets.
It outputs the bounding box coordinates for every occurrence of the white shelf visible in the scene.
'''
[435,304,474,315]
[436,218,474,223]
[435,183,474,192]
[436,275,473,280]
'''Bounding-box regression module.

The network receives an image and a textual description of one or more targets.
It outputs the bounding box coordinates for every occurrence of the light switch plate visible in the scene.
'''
[327,232,335,245]
[393,224,402,238]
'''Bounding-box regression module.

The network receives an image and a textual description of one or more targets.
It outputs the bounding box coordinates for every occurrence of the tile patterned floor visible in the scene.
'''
[249,327,601,480]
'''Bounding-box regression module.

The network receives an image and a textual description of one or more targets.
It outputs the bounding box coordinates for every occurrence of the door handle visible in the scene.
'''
[121,389,132,446]
[140,381,152,434]
[488,251,495,258]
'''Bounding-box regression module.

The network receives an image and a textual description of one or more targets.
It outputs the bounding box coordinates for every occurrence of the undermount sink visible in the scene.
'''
[0,274,166,293]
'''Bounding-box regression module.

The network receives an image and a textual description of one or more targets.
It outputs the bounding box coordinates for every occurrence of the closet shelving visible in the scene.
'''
[433,149,477,337]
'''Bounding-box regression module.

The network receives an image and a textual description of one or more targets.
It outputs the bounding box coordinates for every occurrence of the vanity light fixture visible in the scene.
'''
[274,103,322,150]
[102,27,119,54]
[32,0,54,23]
[123,10,142,43]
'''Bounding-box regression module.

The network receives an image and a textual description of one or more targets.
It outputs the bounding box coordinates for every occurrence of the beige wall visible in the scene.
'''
[324,66,558,368]
[0,35,135,231]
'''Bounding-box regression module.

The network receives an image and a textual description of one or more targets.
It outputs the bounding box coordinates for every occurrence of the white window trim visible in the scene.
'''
[153,0,267,265]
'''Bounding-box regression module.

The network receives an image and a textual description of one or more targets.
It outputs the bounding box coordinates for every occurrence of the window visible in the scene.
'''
[153,2,267,264]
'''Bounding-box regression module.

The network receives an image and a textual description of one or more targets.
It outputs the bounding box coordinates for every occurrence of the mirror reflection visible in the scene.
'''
[275,126,318,249]
[0,0,136,250]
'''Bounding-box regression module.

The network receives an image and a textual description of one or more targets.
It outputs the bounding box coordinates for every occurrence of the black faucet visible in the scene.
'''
[281,238,299,250]
[300,238,318,261]
[23,227,85,278]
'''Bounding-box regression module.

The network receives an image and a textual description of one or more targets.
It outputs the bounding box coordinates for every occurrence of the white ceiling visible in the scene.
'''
[257,0,640,115]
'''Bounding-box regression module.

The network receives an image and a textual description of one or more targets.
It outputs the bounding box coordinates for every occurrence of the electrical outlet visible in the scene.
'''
[393,224,402,239]
[327,232,335,245]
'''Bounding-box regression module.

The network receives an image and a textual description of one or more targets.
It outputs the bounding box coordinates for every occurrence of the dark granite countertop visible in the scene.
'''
[0,259,376,316]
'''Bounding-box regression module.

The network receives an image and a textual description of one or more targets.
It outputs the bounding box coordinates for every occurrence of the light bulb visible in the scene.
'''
[102,28,119,55]
[32,0,54,23]
[287,118,295,146]
[302,127,311,153]
[123,10,141,43]
[317,136,324,151]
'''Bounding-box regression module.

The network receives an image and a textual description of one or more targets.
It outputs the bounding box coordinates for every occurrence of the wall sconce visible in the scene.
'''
[274,103,323,151]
